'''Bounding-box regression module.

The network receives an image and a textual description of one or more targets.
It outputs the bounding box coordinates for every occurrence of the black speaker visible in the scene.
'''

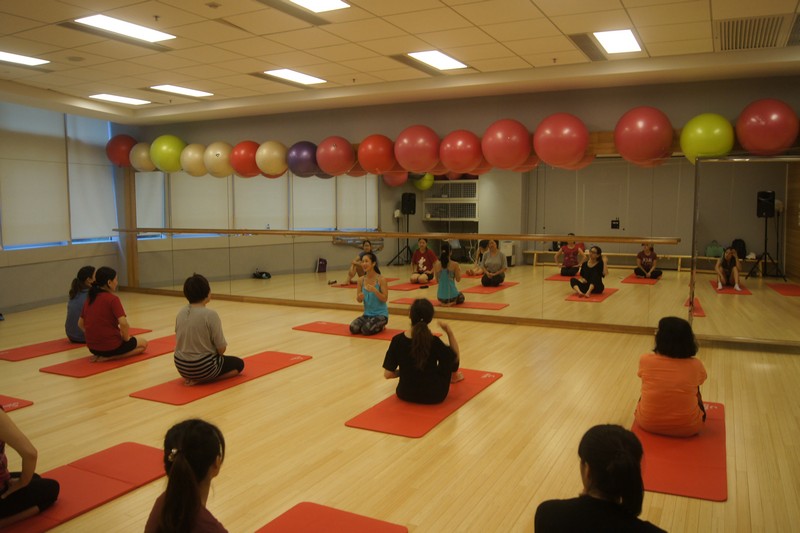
[757,190,775,218]
[401,193,416,215]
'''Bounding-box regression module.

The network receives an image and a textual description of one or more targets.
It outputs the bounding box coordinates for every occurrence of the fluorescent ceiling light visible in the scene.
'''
[407,51,466,71]
[0,51,49,66]
[90,93,151,105]
[593,30,641,54]
[264,69,326,85]
[151,84,213,97]
[289,0,349,13]
[75,15,175,43]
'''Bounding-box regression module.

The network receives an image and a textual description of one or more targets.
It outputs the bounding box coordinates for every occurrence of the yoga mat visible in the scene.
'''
[391,297,508,310]
[684,297,706,317]
[545,274,575,281]
[293,321,402,341]
[710,280,751,295]
[462,281,519,294]
[131,351,312,405]
[0,328,152,362]
[621,274,660,285]
[345,368,502,438]
[256,502,407,533]
[39,335,176,378]
[388,281,437,291]
[3,442,163,533]
[767,283,800,297]
[0,394,33,412]
[565,288,619,302]
[632,402,727,501]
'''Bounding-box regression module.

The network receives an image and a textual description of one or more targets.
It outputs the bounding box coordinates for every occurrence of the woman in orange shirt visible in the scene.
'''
[634,317,707,437]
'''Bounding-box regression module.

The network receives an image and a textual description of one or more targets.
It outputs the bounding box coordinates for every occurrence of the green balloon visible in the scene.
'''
[150,134,187,172]
[412,172,435,191]
[680,113,734,164]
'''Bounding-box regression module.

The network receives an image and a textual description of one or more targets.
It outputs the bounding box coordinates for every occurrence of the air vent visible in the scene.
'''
[714,14,795,51]
[568,34,607,62]
[787,14,800,46]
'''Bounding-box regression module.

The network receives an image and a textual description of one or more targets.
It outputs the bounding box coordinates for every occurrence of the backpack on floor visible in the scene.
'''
[705,240,724,257]
[731,238,747,259]
[315,257,327,273]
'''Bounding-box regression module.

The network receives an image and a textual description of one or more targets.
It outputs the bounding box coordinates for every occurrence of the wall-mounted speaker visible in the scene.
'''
[757,190,775,218]
[401,193,416,215]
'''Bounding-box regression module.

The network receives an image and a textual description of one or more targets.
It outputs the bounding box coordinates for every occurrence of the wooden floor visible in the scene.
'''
[1,291,799,532]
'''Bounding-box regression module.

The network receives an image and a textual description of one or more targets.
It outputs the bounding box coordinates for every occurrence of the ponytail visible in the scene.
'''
[69,266,95,300]
[439,242,451,270]
[409,299,434,370]
[88,266,116,304]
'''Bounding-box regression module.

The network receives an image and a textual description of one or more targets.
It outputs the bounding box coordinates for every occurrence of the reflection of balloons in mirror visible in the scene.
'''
[382,171,408,187]
[470,156,492,175]
[230,140,260,177]
[287,141,319,176]
[394,125,440,173]
[256,141,288,176]
[440,129,482,173]
[150,134,186,172]
[106,134,137,167]
[130,142,156,172]
[358,134,396,174]
[482,119,530,170]
[511,154,540,173]
[317,136,355,175]
[412,172,435,191]
[204,142,234,177]
[534,113,589,168]
[614,106,674,164]
[347,161,368,177]
[680,113,734,164]
[446,171,462,181]
[561,153,595,170]
[736,98,799,155]
[181,144,207,177]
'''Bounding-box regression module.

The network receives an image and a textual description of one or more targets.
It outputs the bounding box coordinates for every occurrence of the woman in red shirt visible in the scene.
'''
[410,237,437,284]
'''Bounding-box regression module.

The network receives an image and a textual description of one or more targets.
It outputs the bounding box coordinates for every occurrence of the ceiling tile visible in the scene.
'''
[214,37,294,57]
[325,71,382,85]
[359,35,432,55]
[299,62,359,77]
[0,35,61,56]
[105,1,205,29]
[212,56,281,74]
[550,9,635,34]
[260,50,327,68]
[446,43,518,62]
[0,63,50,80]
[483,18,563,42]
[322,17,410,42]
[504,35,577,55]
[370,67,431,81]
[454,0,544,25]
[627,1,710,26]
[158,0,265,19]
[127,52,199,70]
[0,13,45,36]
[16,25,105,48]
[268,28,349,50]
[519,48,589,66]
[23,71,87,87]
[417,27,496,49]
[0,0,89,23]
[710,0,798,19]
[209,85,262,98]
[166,45,243,63]
[39,50,114,69]
[169,20,252,43]
[637,21,711,42]
[73,40,161,59]
[223,8,310,35]
[307,43,379,62]
[171,64,239,79]
[88,60,158,76]
[385,7,473,33]
[534,0,624,17]
[468,56,532,72]
[340,56,410,72]
[647,38,713,56]
[347,0,444,16]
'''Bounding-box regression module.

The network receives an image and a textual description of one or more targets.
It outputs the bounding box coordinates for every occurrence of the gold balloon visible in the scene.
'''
[180,144,207,177]
[203,142,234,178]
[255,140,288,176]
[130,142,156,172]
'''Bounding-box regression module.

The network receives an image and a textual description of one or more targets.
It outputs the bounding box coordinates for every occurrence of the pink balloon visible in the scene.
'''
[394,125,440,173]
[358,134,396,174]
[614,106,674,164]
[512,154,541,172]
[317,135,356,175]
[230,141,260,177]
[440,129,482,173]
[382,171,408,187]
[482,119,530,169]
[736,98,799,155]
[534,113,589,167]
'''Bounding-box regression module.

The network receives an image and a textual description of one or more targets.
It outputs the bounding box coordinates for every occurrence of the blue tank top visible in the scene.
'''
[363,278,388,317]
[437,266,459,300]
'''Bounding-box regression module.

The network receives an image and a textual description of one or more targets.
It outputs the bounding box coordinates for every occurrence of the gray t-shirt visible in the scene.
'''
[174,305,227,361]
[480,250,507,273]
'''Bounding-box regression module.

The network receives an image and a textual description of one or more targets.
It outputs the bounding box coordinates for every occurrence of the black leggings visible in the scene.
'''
[560,266,579,277]
[570,278,604,294]
[481,272,505,287]
[634,267,662,279]
[219,355,245,376]
[0,473,60,520]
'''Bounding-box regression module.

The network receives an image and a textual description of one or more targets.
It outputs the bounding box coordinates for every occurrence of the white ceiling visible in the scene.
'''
[1,0,798,125]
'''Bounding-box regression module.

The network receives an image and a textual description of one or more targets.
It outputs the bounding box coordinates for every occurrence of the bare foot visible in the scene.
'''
[184,379,198,386]
[90,355,99,362]
[451,371,465,383]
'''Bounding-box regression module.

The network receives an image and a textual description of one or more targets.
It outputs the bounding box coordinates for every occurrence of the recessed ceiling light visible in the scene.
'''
[0,51,49,66]
[75,15,175,43]
[264,69,326,85]
[90,94,151,105]
[151,85,213,97]
[593,30,641,54]
[407,51,466,71]
[289,0,349,13]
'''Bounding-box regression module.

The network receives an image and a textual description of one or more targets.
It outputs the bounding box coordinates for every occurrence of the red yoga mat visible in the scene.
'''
[39,335,176,378]
[709,280,751,295]
[2,442,164,533]
[0,328,152,362]
[565,288,619,302]
[345,368,502,438]
[0,394,33,412]
[390,297,508,310]
[462,281,519,294]
[545,274,575,281]
[684,297,706,317]
[621,274,660,285]
[293,321,402,341]
[388,281,437,291]
[767,283,800,296]
[256,502,407,533]
[632,402,727,501]
[130,351,312,405]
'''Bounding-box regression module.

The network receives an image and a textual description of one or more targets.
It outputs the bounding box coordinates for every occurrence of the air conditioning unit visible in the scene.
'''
[500,240,515,266]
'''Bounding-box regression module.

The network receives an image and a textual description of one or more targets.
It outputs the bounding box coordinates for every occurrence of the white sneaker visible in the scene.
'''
[734,285,742,291]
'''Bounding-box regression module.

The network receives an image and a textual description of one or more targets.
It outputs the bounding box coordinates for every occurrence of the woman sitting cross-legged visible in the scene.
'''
[569,245,608,297]
[480,238,507,287]
[434,241,465,306]
[350,252,389,336]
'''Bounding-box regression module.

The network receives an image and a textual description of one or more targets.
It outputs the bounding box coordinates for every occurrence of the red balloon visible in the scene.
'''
[512,154,541,172]
[440,129,482,173]
[446,171,462,181]
[736,98,799,155]
[106,134,138,167]
[481,119,530,170]
[427,161,448,175]
[230,141,260,177]
[382,171,408,187]
[614,106,674,164]
[534,113,589,167]
[358,134,396,174]
[561,153,595,170]
[394,125,440,173]
[317,135,355,175]
[470,156,493,175]
[347,161,368,177]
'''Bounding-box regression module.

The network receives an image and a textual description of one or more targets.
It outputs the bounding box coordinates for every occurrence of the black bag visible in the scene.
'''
[253,269,271,279]
[731,238,747,259]
[315,258,327,273]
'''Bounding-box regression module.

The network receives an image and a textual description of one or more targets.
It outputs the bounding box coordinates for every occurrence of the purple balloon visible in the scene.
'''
[287,141,319,176]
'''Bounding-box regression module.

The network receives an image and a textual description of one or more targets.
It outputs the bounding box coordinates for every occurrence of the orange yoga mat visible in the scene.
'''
[462,281,519,294]
[131,351,312,405]
[0,328,152,362]
[39,335,176,378]
[767,283,800,296]
[388,281,437,291]
[3,442,164,533]
[684,297,706,317]
[565,288,619,302]
[391,297,508,310]
[621,274,660,285]
[0,394,33,412]
[345,368,502,438]
[545,274,576,281]
[709,280,752,295]
[256,502,407,533]
[293,321,402,341]
[632,402,727,502]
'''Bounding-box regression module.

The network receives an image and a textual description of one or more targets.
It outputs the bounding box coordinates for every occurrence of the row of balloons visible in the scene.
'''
[106,98,799,188]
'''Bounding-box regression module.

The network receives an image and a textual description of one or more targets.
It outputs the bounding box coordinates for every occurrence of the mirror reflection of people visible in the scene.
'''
[534,424,665,532]
[434,242,465,306]
[347,240,372,285]
[634,243,662,279]
[569,246,607,297]
[554,234,585,277]
[350,253,389,336]
[65,265,95,343]
[715,247,741,291]
[480,239,507,287]
[410,238,437,284]
[466,239,489,276]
